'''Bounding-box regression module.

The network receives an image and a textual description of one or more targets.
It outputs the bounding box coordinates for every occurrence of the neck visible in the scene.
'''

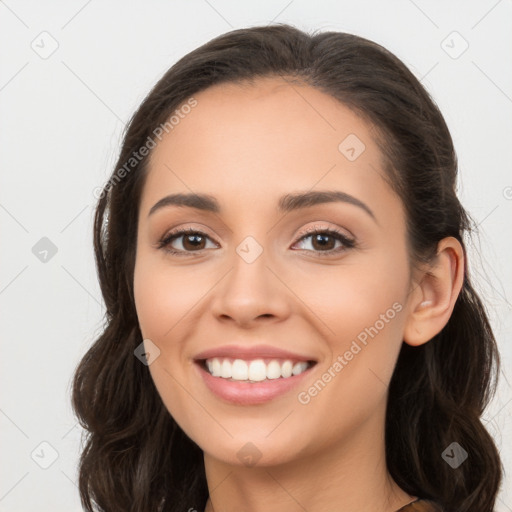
[202,408,415,512]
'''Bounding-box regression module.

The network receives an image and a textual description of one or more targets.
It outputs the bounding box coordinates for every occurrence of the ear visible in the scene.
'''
[403,236,465,347]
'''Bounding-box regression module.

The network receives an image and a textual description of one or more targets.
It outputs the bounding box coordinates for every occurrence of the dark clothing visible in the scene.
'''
[396,498,443,511]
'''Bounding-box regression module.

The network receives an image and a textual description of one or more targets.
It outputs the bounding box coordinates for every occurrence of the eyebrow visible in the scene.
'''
[148,190,376,221]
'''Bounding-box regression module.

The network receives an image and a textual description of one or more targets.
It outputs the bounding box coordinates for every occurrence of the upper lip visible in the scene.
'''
[194,344,317,362]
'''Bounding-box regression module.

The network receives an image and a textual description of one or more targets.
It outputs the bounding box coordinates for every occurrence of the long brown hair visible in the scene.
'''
[71,23,503,511]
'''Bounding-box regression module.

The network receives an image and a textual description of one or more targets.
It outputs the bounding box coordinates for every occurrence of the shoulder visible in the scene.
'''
[396,499,444,512]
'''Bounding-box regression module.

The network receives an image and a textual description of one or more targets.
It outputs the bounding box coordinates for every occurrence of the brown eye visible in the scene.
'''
[181,233,207,250]
[310,233,337,251]
[158,229,218,255]
[292,228,356,256]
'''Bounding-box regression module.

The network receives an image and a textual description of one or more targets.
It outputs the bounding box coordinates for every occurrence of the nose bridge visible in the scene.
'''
[211,232,289,324]
[228,233,273,301]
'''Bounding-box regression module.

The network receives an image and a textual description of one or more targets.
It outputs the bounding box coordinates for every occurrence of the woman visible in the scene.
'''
[72,24,503,511]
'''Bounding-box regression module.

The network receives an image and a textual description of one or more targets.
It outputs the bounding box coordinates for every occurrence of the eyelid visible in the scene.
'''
[158,223,217,243]
[294,222,355,241]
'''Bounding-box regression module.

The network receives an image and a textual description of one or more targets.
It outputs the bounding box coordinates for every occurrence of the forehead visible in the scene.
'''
[158,76,378,154]
[141,76,397,220]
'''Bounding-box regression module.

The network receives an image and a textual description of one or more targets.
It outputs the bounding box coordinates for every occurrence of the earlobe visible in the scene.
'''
[403,237,465,347]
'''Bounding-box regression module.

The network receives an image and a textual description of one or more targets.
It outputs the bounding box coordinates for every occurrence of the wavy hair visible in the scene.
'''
[71,23,503,511]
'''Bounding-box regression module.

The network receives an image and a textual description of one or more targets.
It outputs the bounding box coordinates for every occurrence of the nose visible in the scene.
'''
[210,245,291,328]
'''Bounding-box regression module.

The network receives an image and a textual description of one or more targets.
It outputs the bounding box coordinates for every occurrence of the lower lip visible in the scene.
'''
[195,362,314,405]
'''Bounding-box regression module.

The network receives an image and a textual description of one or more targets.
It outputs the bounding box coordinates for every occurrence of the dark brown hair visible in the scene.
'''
[72,23,503,511]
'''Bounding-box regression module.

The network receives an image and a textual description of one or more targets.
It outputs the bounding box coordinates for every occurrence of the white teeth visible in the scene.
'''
[248,360,267,381]
[292,361,308,375]
[204,357,312,381]
[231,359,248,380]
[211,358,221,377]
[221,359,232,378]
[266,360,282,379]
[281,360,293,378]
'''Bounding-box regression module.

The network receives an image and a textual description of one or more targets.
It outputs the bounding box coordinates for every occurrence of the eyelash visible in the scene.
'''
[157,226,356,258]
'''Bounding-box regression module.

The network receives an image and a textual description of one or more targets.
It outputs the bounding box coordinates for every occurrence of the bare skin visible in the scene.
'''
[133,77,464,512]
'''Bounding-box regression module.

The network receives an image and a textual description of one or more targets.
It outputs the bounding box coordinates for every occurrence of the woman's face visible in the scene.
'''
[134,77,414,467]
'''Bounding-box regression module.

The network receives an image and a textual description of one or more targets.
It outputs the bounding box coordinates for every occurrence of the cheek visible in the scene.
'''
[291,280,406,457]
[291,247,408,408]
[294,249,408,348]
[133,252,207,341]
[133,251,208,431]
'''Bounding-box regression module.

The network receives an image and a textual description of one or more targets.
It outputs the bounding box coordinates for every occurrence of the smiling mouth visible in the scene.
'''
[197,357,317,383]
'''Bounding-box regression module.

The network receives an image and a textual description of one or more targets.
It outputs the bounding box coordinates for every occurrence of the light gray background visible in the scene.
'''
[1,1,511,510]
